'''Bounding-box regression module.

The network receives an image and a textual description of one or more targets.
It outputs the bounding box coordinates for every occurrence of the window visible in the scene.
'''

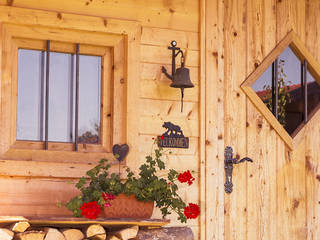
[17,45,102,148]
[14,40,106,151]
[251,47,320,136]
[0,21,139,165]
[241,31,320,148]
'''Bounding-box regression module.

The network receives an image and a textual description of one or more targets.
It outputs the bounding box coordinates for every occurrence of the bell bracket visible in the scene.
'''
[224,146,253,194]
[161,40,184,80]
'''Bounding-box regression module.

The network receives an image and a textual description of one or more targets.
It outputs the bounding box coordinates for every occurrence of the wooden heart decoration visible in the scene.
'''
[112,144,129,162]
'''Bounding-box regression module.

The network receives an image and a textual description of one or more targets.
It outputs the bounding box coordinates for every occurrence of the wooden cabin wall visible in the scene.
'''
[1,0,320,239]
[0,0,201,238]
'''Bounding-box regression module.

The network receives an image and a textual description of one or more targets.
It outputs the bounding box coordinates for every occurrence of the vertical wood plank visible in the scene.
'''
[262,3,278,239]
[199,0,206,238]
[276,1,307,239]
[10,43,17,147]
[224,0,247,240]
[0,25,13,154]
[112,39,125,146]
[203,0,225,239]
[305,114,320,240]
[277,140,307,239]
[276,0,292,40]
[276,139,291,239]
[305,1,320,239]
[305,0,320,61]
[125,27,141,171]
[290,0,306,42]
[246,1,277,240]
[101,47,112,152]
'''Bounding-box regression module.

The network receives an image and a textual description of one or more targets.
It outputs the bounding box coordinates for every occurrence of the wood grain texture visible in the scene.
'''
[202,0,225,239]
[0,0,199,32]
[276,2,307,240]
[246,1,277,239]
[140,45,199,67]
[305,1,320,239]
[0,6,139,35]
[141,27,199,50]
[223,1,248,240]
[1,1,320,240]
[0,178,78,216]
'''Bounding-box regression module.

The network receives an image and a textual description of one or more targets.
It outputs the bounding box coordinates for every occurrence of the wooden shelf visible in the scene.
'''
[0,216,170,228]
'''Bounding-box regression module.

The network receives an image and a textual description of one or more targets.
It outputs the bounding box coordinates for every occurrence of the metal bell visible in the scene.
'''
[170,66,194,89]
[161,41,195,112]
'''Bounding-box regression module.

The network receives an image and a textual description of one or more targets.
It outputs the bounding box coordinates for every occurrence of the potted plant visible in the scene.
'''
[65,140,200,223]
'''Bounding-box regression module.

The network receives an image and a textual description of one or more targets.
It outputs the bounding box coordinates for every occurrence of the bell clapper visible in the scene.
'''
[181,87,184,112]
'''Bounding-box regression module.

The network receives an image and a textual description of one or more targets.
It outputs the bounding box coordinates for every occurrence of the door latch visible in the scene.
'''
[224,146,253,194]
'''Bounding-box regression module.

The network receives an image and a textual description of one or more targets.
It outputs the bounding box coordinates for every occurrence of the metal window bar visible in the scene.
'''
[272,58,279,119]
[303,59,308,123]
[74,44,80,151]
[301,62,304,122]
[69,54,75,142]
[40,51,45,141]
[45,40,50,150]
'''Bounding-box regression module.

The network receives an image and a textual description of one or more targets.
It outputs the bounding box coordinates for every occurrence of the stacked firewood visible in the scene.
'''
[0,221,193,240]
[0,222,139,240]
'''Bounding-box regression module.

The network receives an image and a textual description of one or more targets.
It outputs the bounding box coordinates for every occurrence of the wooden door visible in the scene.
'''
[203,0,320,240]
[223,1,308,240]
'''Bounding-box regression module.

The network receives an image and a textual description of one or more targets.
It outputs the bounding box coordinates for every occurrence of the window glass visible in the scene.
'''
[78,55,101,144]
[279,47,303,135]
[307,70,320,117]
[17,49,45,141]
[251,47,305,136]
[48,52,75,142]
[17,47,101,144]
[252,63,272,103]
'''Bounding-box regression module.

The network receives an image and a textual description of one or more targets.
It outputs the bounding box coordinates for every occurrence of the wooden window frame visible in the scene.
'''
[241,30,320,150]
[0,7,140,174]
[13,39,111,152]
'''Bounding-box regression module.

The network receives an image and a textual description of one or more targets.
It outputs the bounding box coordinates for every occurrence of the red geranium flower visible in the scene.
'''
[80,201,101,219]
[184,203,200,219]
[178,170,195,185]
[102,192,116,207]
[102,192,115,201]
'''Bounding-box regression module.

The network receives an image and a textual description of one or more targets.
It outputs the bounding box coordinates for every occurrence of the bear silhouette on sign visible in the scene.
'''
[162,122,185,138]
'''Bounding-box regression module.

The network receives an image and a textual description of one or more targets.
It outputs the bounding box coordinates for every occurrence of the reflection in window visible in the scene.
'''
[252,47,320,136]
[78,55,101,144]
[49,52,75,142]
[306,70,320,118]
[17,49,101,144]
[17,49,44,141]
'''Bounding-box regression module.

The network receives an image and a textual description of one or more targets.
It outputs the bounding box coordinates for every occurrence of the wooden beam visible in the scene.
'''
[0,6,139,36]
[5,23,123,47]
[28,217,169,228]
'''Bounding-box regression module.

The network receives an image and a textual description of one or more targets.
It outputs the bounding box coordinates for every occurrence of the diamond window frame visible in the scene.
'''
[241,31,320,150]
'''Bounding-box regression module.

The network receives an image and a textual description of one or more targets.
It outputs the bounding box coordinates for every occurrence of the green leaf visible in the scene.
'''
[75,177,86,189]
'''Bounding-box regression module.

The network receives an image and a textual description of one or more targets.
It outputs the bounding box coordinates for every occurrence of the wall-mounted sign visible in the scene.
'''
[158,122,189,148]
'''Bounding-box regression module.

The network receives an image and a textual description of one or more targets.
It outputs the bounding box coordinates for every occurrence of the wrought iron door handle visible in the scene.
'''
[224,146,253,194]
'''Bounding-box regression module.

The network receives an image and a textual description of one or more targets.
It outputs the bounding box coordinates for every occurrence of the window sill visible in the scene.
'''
[12,141,108,153]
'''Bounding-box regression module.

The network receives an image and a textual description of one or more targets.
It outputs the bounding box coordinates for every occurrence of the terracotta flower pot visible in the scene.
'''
[101,194,154,219]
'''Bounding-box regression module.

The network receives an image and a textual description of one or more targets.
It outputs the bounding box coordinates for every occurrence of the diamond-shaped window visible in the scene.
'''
[241,31,320,149]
